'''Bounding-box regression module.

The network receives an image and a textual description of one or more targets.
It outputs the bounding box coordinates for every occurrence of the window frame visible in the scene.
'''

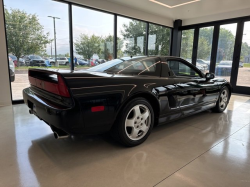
[165,58,204,78]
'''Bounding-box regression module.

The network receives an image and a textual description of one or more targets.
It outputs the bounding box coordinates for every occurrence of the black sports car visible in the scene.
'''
[23,56,231,146]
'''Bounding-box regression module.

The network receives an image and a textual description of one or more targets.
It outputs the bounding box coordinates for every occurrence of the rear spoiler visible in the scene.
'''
[28,69,70,97]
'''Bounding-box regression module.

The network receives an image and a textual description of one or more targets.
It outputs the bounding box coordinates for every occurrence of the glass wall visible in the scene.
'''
[3,0,172,101]
[72,6,114,70]
[117,16,147,58]
[215,23,237,82]
[180,29,194,62]
[4,0,70,100]
[196,27,214,73]
[148,23,171,55]
[237,21,250,87]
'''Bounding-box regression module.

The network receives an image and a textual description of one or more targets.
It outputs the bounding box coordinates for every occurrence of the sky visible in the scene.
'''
[4,0,250,56]
[3,0,130,56]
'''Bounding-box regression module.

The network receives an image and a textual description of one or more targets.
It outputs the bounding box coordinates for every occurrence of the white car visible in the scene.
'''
[56,57,69,65]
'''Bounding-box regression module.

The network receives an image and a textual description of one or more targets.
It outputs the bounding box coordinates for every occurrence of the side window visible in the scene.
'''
[168,60,201,77]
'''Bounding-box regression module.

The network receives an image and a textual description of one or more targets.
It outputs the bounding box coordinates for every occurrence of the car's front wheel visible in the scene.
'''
[212,87,229,113]
[111,98,154,147]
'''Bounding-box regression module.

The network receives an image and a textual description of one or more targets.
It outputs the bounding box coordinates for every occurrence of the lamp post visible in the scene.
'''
[48,16,60,67]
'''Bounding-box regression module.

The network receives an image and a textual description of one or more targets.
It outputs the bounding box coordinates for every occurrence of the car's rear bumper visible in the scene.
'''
[23,87,112,135]
[23,87,82,135]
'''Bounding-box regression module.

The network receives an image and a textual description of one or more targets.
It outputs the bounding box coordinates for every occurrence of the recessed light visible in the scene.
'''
[149,0,200,8]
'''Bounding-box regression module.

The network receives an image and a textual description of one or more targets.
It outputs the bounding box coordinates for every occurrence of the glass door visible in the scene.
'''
[233,21,250,94]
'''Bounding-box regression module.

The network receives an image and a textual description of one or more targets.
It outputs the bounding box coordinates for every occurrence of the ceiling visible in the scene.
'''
[106,0,250,21]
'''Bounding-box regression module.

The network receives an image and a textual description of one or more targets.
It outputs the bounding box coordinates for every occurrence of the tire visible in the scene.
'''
[10,75,15,82]
[212,87,230,113]
[111,97,154,147]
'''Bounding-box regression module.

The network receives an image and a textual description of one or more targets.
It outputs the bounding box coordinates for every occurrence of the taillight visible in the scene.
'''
[57,75,70,97]
[91,106,105,112]
[28,70,70,97]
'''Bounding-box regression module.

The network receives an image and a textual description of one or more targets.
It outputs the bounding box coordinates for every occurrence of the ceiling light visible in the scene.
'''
[149,0,200,8]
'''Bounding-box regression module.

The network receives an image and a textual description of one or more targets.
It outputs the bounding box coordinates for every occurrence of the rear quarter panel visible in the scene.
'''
[63,72,173,133]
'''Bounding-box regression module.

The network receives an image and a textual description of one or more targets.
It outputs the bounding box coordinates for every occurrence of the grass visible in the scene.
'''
[244,63,250,68]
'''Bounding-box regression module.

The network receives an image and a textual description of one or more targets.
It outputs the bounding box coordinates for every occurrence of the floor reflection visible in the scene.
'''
[5,94,250,187]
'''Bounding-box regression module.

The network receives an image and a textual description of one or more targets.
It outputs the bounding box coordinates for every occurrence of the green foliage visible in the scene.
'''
[74,34,101,59]
[197,27,213,60]
[5,8,50,65]
[216,28,235,62]
[240,42,250,61]
[181,30,194,59]
[121,20,146,56]
[197,37,210,59]
[120,21,171,57]
[148,24,171,55]
[74,34,122,60]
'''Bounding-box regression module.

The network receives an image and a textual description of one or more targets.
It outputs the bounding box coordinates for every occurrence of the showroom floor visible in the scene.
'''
[1,94,250,187]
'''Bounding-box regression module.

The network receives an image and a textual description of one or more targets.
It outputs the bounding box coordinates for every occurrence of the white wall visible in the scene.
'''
[0,0,12,106]
[182,8,250,26]
[71,0,173,27]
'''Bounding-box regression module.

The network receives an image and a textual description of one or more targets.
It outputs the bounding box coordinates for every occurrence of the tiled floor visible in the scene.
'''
[0,94,250,187]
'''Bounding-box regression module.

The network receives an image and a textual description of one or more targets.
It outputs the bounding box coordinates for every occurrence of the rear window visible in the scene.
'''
[105,59,158,75]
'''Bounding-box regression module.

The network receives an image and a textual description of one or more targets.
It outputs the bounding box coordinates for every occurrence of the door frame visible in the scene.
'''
[180,17,250,95]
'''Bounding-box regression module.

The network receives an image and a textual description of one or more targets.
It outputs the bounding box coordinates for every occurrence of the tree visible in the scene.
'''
[5,8,50,65]
[74,34,123,60]
[198,27,213,60]
[148,24,171,55]
[74,34,101,59]
[197,37,210,59]
[121,20,147,56]
[181,30,194,59]
[216,28,235,62]
[240,42,250,61]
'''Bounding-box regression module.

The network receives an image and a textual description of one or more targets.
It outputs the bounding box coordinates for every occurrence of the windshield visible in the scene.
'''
[30,55,42,60]
[88,58,158,75]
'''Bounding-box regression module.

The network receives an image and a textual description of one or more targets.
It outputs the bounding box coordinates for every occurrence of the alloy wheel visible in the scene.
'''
[125,104,151,141]
[219,89,228,110]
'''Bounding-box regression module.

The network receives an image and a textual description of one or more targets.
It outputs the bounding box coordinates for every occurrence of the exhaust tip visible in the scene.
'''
[54,132,59,139]
[53,131,69,139]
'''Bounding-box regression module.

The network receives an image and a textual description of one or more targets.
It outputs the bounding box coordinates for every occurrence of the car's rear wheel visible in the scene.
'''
[212,87,229,113]
[111,97,154,147]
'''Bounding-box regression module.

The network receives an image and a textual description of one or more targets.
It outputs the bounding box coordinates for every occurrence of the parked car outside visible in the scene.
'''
[186,58,207,73]
[196,59,210,70]
[78,58,89,66]
[90,59,99,66]
[55,57,69,66]
[18,58,25,66]
[24,55,51,67]
[9,56,15,82]
[9,55,18,67]
[239,61,244,68]
[97,59,107,64]
[215,61,232,76]
[45,57,55,65]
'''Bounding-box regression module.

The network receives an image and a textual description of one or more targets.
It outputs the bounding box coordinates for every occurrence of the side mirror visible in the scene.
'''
[205,73,215,80]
